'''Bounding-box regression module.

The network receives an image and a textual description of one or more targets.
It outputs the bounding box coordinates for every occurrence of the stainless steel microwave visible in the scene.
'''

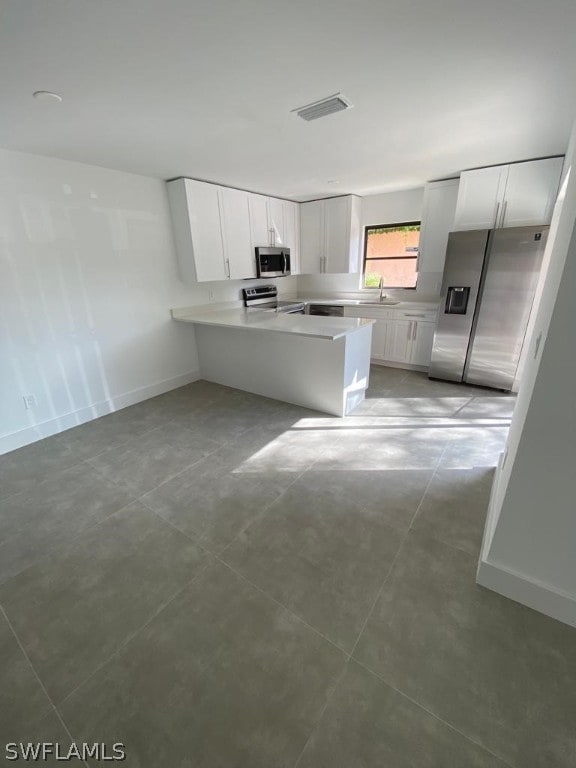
[255,247,291,278]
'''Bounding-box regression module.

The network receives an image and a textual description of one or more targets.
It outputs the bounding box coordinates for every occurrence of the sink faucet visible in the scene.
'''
[379,277,386,303]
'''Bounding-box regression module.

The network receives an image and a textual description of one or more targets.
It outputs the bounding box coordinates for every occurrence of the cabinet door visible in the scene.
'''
[418,179,459,274]
[324,196,350,273]
[268,197,285,246]
[500,157,563,228]
[283,201,300,274]
[371,319,390,359]
[219,187,255,279]
[300,200,324,274]
[248,194,271,248]
[453,166,508,231]
[410,321,436,367]
[386,320,413,363]
[183,179,227,282]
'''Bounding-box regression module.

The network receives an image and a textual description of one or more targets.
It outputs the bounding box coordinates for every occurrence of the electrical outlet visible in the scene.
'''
[23,394,36,410]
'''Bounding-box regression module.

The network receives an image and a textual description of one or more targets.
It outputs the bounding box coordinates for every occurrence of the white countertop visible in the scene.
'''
[299,298,439,310]
[171,306,375,340]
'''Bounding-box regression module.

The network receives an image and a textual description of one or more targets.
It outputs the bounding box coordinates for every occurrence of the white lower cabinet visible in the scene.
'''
[370,318,390,360]
[411,321,436,366]
[344,306,437,368]
[387,320,413,364]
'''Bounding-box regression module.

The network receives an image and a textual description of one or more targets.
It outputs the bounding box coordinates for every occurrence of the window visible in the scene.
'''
[363,222,420,289]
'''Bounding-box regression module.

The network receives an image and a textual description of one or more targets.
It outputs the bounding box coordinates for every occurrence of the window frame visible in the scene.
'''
[362,220,421,290]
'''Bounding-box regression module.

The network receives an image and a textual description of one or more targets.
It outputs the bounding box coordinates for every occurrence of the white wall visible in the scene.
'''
[297,187,441,299]
[0,148,297,454]
[477,120,576,627]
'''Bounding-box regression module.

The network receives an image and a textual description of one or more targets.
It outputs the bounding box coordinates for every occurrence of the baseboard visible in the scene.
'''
[477,558,576,629]
[0,369,201,455]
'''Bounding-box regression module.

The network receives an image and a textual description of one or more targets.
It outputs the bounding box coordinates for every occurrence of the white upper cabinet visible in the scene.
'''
[324,196,352,273]
[268,197,285,246]
[500,157,563,228]
[167,178,226,283]
[168,179,301,282]
[300,200,324,274]
[453,166,508,231]
[418,179,459,274]
[453,157,563,231]
[248,194,271,249]
[283,200,300,273]
[300,195,362,274]
[219,186,255,279]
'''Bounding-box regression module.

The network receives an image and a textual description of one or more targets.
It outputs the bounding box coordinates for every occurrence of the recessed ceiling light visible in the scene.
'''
[33,90,62,103]
[327,179,340,185]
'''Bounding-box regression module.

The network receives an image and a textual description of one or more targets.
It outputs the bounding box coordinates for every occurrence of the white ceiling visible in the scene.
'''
[1,0,576,201]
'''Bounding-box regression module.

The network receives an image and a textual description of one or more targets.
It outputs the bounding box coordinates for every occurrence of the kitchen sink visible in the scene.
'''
[358,300,400,306]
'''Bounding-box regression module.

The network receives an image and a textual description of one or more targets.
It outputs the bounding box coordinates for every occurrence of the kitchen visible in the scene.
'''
[168,156,560,413]
[1,1,576,766]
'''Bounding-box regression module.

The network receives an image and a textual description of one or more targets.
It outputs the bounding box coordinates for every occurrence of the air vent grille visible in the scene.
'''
[293,93,352,121]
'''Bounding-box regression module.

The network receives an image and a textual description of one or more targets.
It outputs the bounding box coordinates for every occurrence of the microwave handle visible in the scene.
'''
[282,252,287,274]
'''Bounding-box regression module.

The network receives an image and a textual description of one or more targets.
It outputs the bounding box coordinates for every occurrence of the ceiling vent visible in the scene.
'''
[293,93,353,121]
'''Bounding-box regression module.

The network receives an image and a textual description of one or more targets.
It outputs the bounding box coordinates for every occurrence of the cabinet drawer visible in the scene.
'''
[344,306,394,319]
[394,309,437,322]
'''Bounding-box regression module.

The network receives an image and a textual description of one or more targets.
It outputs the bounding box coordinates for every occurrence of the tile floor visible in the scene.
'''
[1,367,575,767]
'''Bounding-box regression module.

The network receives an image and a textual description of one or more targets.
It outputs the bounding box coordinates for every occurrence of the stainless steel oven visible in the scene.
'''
[255,247,291,278]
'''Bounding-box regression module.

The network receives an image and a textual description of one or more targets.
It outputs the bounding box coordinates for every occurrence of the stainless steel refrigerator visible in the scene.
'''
[429,226,548,390]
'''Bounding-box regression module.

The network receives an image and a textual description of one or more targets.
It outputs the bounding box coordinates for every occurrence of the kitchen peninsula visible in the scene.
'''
[171,306,374,416]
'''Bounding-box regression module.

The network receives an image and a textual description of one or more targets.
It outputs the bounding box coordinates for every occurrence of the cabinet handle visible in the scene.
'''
[493,201,500,229]
[413,321,417,340]
[225,258,230,278]
[407,322,412,341]
[319,256,323,272]
[501,200,508,227]
[404,313,425,317]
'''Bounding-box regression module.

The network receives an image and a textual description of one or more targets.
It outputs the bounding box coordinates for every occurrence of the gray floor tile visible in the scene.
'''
[141,453,284,552]
[458,396,516,420]
[0,502,207,702]
[177,404,274,444]
[368,396,473,417]
[353,531,576,768]
[0,608,52,736]
[439,426,509,468]
[412,468,495,555]
[4,709,72,763]
[222,478,404,651]
[60,560,346,768]
[286,468,432,532]
[0,434,84,501]
[212,421,332,477]
[0,463,135,581]
[298,660,508,768]
[62,388,220,462]
[87,422,220,495]
[315,426,447,471]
